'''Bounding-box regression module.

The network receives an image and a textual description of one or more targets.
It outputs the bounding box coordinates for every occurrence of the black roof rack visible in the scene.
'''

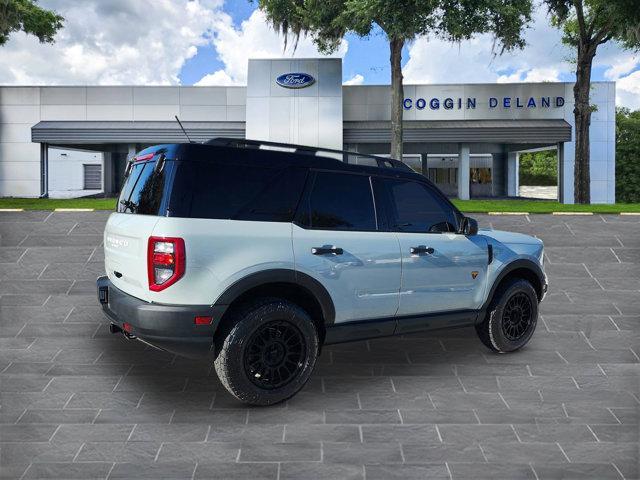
[205,137,413,172]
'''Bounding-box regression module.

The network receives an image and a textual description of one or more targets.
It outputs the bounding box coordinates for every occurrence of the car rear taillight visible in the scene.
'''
[147,236,185,291]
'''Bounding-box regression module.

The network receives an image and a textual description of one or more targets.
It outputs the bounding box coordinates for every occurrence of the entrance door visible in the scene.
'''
[373,177,489,316]
[293,170,401,323]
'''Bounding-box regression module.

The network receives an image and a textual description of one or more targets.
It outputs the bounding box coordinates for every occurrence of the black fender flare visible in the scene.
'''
[213,269,336,325]
[481,259,546,313]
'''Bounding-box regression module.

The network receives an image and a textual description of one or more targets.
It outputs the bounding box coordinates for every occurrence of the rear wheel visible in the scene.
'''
[214,298,318,406]
[476,278,538,353]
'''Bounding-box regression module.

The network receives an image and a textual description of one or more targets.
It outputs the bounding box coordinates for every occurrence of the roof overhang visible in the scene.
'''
[344,119,572,144]
[32,119,571,146]
[32,121,245,144]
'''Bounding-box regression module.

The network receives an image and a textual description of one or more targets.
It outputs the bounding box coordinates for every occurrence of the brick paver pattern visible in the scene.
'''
[0,211,638,479]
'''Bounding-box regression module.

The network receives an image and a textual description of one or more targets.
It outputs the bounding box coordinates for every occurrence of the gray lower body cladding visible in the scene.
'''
[97,276,225,358]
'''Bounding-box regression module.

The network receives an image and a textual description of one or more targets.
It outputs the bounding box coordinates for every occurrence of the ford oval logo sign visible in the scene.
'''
[276,73,315,89]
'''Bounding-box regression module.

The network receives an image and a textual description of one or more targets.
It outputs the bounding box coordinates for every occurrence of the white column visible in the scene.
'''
[557,142,565,203]
[507,151,519,197]
[457,143,470,200]
[421,153,429,177]
[40,143,49,198]
[127,144,137,161]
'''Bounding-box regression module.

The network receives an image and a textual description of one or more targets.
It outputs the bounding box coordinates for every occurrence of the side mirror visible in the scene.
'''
[461,216,478,236]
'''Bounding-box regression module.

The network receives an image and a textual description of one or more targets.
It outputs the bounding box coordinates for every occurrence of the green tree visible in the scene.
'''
[616,107,640,203]
[0,0,64,46]
[519,150,558,186]
[257,0,532,160]
[543,0,640,204]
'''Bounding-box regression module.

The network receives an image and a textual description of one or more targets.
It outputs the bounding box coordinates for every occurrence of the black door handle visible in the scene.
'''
[311,246,344,255]
[410,245,434,255]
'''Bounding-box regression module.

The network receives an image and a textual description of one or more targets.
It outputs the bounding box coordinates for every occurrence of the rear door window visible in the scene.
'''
[299,171,377,231]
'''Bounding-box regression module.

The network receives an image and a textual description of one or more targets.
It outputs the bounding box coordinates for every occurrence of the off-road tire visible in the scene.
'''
[214,298,319,406]
[476,278,538,353]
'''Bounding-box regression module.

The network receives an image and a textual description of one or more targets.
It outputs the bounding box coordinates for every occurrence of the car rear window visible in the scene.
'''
[167,161,307,222]
[117,159,169,215]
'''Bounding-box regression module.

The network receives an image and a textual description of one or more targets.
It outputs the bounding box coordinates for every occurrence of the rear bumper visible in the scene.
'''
[97,276,225,358]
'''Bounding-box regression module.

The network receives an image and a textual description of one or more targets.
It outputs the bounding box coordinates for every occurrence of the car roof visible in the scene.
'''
[206,137,412,171]
[137,140,425,180]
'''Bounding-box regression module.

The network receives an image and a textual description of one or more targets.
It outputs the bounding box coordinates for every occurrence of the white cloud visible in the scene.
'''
[403,8,572,85]
[0,0,225,85]
[604,54,639,81]
[497,67,561,83]
[402,5,639,108]
[0,2,346,87]
[616,70,640,110]
[195,70,237,86]
[343,74,364,85]
[599,52,640,109]
[196,9,348,86]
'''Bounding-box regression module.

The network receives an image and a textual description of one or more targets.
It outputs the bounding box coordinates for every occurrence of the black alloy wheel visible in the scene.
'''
[214,298,319,406]
[244,320,306,390]
[501,292,533,341]
[475,277,539,353]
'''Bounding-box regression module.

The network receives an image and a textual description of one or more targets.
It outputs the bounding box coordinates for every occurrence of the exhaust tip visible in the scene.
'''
[110,323,137,340]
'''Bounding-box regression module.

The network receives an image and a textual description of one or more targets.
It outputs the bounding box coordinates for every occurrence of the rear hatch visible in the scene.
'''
[104,146,175,302]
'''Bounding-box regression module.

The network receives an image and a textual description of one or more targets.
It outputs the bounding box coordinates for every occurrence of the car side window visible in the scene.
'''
[376,178,457,233]
[169,163,306,222]
[301,171,377,231]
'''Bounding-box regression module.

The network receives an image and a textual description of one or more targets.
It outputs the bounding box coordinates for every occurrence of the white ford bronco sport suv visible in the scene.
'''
[98,138,547,405]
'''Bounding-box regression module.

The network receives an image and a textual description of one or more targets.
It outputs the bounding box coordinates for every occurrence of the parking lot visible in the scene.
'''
[0,211,638,479]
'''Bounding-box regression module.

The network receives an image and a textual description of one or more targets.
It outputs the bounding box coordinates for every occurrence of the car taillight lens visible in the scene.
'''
[147,236,185,291]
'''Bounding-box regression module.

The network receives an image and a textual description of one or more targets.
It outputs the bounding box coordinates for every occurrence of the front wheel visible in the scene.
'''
[476,278,538,353]
[214,298,319,406]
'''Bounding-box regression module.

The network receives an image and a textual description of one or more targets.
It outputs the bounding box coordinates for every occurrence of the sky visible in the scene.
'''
[0,0,638,108]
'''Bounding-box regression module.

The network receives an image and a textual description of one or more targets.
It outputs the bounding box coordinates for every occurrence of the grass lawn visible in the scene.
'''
[0,197,117,210]
[452,199,640,213]
[1,197,639,213]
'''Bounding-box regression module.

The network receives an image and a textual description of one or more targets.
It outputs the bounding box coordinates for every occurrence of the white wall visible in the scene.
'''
[561,82,616,204]
[246,59,343,149]
[48,147,103,199]
[0,85,247,197]
[0,87,42,196]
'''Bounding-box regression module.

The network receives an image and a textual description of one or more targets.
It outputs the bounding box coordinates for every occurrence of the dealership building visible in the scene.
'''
[0,58,616,203]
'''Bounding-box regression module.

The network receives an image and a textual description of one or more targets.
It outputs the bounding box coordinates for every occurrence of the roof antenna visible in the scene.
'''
[175,115,194,143]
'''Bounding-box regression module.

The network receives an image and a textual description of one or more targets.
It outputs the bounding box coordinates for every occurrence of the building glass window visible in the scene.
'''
[428,168,458,185]
[471,168,492,184]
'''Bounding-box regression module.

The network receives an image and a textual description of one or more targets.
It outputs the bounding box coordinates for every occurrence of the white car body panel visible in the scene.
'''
[104,213,160,303]
[104,213,545,315]
[105,214,295,306]
[292,224,402,323]
[395,232,489,315]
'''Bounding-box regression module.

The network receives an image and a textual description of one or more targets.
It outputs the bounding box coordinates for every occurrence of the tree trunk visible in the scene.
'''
[573,45,595,204]
[390,37,404,161]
